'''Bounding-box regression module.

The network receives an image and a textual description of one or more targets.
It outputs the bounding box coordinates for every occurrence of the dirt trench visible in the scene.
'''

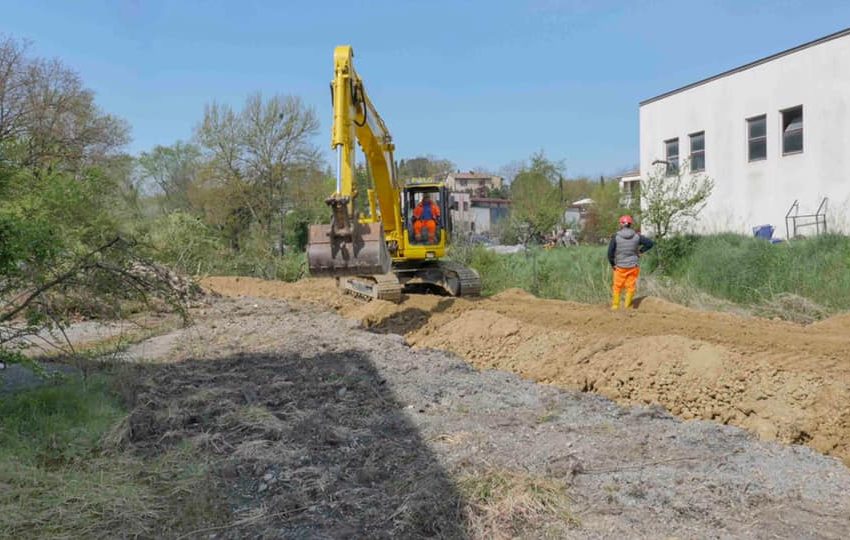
[201,276,850,466]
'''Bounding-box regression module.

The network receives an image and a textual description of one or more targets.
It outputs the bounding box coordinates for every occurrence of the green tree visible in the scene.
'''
[137,141,202,211]
[642,160,715,239]
[397,155,455,180]
[509,152,565,243]
[581,181,627,242]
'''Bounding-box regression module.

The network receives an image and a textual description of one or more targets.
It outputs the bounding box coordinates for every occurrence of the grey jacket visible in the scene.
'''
[607,227,654,268]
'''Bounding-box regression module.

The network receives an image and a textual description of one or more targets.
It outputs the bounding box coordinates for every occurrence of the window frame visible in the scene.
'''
[781,105,803,156]
[747,114,767,162]
[689,131,705,172]
[664,137,679,176]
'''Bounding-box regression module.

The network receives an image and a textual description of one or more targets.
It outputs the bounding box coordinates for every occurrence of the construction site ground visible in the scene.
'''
[201,276,850,467]
[13,276,849,537]
[111,275,847,538]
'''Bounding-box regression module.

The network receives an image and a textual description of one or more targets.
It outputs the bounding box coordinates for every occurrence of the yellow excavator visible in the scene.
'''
[307,45,481,302]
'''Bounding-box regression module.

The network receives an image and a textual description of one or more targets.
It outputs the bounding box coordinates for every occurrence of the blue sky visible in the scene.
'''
[2,1,848,177]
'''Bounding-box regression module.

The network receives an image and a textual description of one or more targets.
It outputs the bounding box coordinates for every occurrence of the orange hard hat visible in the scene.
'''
[619,215,634,226]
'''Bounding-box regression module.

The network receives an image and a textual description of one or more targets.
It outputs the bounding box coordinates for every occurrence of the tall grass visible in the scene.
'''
[453,245,612,303]
[452,234,850,318]
[645,234,850,311]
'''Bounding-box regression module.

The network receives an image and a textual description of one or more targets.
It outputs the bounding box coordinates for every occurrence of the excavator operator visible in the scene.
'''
[412,193,441,244]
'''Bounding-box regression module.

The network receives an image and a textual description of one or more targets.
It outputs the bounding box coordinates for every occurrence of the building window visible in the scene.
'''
[664,138,679,175]
[689,131,705,171]
[747,115,767,161]
[782,105,803,155]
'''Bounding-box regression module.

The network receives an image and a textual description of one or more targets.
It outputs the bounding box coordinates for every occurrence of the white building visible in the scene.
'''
[617,170,641,208]
[639,27,850,238]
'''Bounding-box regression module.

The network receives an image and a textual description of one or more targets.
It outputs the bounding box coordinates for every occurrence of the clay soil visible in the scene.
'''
[202,276,850,467]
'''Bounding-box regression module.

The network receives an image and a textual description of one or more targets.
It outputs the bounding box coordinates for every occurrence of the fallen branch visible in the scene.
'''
[1,236,123,324]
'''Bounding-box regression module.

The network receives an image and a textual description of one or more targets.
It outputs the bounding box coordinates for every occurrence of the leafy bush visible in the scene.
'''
[144,211,225,275]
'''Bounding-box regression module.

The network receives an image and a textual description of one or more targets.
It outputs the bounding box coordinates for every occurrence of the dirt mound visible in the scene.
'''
[633,295,696,314]
[202,278,850,466]
[810,312,850,332]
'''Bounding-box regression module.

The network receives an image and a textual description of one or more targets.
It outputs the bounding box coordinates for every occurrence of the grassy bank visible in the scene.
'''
[0,371,224,539]
[453,244,612,303]
[644,233,850,312]
[452,234,850,320]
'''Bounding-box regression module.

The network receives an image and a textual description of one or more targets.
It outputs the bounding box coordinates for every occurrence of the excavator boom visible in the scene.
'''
[307,46,393,277]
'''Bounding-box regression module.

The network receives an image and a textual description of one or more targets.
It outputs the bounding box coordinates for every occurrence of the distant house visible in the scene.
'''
[564,198,593,229]
[617,170,641,207]
[446,171,504,197]
[451,193,510,236]
[470,197,510,235]
[640,27,850,237]
[450,192,473,235]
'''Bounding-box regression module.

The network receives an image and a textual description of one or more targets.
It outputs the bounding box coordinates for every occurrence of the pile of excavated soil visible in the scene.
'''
[202,277,850,467]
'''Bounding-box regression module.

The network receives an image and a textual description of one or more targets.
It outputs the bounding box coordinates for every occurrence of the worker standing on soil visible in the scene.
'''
[412,193,440,244]
[608,215,654,309]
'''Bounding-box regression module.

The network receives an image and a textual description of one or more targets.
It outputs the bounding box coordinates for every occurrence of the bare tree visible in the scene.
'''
[0,35,129,172]
[194,93,321,247]
[0,36,30,144]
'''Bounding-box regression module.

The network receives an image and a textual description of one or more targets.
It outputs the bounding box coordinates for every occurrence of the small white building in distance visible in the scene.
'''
[639,27,850,238]
[445,172,503,196]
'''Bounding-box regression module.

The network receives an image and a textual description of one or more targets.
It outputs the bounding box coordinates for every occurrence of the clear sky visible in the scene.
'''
[2,0,848,177]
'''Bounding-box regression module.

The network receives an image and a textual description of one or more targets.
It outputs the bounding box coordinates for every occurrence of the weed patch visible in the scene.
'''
[0,372,227,539]
[459,468,577,539]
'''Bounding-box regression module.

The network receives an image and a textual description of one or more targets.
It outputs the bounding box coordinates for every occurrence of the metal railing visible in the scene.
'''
[785,197,828,239]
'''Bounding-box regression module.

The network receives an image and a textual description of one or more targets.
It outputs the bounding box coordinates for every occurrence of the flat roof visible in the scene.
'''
[640,27,850,106]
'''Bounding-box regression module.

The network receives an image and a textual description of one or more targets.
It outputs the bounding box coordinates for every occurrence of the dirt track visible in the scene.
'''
[202,276,850,467]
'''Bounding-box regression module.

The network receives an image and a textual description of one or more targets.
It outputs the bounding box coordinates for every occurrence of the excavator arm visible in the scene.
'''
[307,45,400,277]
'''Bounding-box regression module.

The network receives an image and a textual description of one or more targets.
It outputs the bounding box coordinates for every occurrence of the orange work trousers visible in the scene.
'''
[414,219,437,243]
[612,266,640,296]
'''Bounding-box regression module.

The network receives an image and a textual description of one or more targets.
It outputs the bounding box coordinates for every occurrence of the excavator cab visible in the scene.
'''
[404,186,447,246]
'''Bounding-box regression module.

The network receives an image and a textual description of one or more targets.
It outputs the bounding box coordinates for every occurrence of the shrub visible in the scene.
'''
[144,211,225,274]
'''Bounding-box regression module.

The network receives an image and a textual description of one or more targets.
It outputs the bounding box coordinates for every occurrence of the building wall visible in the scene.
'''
[640,34,850,237]
[450,192,473,234]
[472,206,491,233]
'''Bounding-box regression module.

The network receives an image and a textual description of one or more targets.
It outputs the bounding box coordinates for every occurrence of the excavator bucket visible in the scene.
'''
[307,222,391,277]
